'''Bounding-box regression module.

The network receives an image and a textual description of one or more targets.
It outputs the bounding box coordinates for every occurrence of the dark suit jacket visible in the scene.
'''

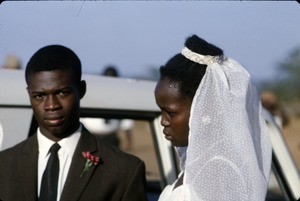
[0,128,148,201]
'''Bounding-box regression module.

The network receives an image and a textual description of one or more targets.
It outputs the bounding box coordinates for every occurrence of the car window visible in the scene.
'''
[119,120,162,200]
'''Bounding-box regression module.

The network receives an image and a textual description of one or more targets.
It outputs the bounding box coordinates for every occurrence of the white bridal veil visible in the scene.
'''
[181,47,272,201]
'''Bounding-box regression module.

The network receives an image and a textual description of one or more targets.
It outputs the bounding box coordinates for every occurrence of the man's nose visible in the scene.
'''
[45,95,60,110]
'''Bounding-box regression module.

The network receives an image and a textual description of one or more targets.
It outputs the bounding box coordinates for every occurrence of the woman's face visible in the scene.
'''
[154,78,192,147]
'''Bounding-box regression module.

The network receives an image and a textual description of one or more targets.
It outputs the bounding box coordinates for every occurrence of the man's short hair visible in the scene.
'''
[25,45,82,84]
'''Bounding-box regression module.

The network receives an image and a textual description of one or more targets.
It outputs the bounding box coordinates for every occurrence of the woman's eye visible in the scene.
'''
[168,112,175,117]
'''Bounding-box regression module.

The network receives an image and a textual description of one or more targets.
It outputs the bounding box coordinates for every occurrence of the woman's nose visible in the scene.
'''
[161,115,170,127]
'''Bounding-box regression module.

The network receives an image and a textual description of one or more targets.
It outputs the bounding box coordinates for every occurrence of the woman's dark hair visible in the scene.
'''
[25,45,82,84]
[159,35,223,100]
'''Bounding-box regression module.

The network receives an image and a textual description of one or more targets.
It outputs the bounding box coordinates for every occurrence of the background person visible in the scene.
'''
[1,54,21,70]
[260,90,290,129]
[80,118,121,148]
[102,66,135,150]
[0,45,148,201]
[154,35,272,201]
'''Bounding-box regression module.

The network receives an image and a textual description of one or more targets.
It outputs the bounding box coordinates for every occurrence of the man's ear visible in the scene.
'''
[79,80,86,99]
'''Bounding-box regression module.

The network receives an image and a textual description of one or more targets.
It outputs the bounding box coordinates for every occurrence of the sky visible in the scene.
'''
[0,1,299,82]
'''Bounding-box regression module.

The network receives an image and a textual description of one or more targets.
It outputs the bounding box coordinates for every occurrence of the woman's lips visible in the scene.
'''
[164,135,173,141]
[163,130,173,141]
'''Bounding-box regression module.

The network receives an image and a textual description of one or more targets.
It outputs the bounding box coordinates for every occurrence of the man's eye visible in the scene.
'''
[59,91,70,96]
[34,94,44,100]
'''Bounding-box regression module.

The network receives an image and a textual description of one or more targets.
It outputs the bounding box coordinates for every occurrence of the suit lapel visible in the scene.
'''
[60,129,100,201]
[18,135,38,201]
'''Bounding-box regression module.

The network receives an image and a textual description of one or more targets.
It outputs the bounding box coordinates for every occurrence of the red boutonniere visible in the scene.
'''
[80,151,100,178]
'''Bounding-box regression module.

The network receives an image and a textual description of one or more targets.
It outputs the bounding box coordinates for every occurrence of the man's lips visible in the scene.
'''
[44,116,65,125]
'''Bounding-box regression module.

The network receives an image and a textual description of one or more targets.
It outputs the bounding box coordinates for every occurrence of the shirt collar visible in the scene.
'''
[37,124,82,159]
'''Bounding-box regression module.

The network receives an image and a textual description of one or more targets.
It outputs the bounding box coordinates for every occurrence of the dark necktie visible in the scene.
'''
[39,143,61,201]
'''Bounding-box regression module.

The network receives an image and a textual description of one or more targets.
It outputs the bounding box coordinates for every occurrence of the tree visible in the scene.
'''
[276,47,300,101]
[259,47,300,102]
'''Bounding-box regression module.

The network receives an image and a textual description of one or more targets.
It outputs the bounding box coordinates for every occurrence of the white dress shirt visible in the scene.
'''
[37,125,81,201]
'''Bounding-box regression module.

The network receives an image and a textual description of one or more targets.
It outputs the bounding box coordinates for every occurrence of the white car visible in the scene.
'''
[0,69,299,201]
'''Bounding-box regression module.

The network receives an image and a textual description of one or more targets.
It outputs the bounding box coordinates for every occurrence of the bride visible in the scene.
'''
[154,35,272,201]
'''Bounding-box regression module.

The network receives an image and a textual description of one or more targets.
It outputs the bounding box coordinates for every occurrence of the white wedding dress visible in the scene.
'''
[158,172,187,201]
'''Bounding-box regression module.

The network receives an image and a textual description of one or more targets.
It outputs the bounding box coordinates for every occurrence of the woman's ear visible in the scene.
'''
[79,80,86,99]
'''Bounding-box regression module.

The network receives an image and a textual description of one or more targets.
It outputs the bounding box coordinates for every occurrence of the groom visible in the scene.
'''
[0,45,148,201]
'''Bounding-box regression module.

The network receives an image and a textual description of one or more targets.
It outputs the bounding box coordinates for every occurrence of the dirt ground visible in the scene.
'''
[118,121,161,181]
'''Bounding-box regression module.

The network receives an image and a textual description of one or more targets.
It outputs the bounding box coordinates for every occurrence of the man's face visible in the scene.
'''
[27,70,85,141]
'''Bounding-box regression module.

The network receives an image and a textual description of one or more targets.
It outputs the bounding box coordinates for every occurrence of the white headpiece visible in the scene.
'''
[181,47,223,65]
[181,47,272,200]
